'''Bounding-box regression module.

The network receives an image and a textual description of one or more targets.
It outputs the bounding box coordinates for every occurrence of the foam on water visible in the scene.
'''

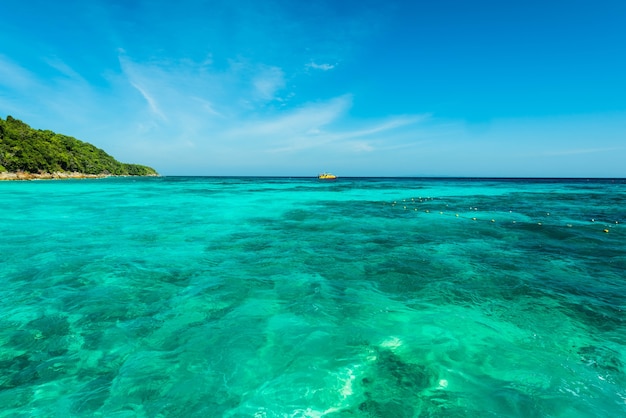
[1,177,625,417]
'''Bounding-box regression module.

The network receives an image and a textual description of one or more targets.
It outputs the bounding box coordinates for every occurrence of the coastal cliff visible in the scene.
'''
[0,116,158,179]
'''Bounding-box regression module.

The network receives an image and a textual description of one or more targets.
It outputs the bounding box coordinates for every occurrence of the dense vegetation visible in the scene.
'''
[0,116,157,176]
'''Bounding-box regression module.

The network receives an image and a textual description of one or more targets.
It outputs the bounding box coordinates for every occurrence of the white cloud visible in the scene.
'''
[252,66,285,101]
[328,115,430,141]
[0,55,37,90]
[250,104,428,155]
[0,54,102,133]
[129,81,167,121]
[307,62,336,71]
[227,95,352,139]
[97,58,431,174]
[44,57,85,81]
[192,97,224,118]
[118,56,168,121]
[345,141,375,152]
[11,47,624,177]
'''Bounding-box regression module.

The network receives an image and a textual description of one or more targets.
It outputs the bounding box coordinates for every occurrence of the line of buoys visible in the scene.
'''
[384,197,621,234]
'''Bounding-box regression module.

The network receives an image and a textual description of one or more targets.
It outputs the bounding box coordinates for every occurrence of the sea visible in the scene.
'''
[1,176,624,417]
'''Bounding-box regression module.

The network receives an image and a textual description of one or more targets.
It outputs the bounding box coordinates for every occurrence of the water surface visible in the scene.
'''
[1,177,625,417]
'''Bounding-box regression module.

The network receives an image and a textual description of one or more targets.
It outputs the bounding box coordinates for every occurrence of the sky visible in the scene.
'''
[1,0,625,177]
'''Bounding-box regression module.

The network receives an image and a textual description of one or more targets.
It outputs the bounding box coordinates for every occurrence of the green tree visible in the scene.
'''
[0,116,158,176]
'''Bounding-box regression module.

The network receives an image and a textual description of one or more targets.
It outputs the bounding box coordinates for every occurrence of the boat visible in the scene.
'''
[318,172,337,180]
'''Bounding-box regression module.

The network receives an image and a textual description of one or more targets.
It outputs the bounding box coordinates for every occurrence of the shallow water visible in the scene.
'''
[1,177,625,417]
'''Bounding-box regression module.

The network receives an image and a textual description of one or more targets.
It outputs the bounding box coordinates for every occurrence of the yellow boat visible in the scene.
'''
[318,172,337,180]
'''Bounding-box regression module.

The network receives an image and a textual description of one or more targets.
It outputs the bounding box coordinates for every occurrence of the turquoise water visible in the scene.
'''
[1,177,625,417]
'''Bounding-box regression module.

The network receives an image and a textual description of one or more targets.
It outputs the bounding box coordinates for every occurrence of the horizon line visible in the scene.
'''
[153,175,626,180]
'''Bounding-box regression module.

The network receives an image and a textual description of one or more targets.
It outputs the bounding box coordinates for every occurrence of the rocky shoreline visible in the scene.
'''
[0,172,156,181]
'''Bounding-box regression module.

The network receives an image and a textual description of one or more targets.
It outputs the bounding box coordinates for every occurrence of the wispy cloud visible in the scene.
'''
[118,56,167,121]
[0,55,37,91]
[4,38,625,177]
[130,81,167,121]
[0,54,100,129]
[252,66,285,101]
[306,62,336,71]
[95,53,433,174]
[249,105,429,154]
[227,95,352,139]
[329,115,429,141]
[44,56,85,81]
[192,97,224,118]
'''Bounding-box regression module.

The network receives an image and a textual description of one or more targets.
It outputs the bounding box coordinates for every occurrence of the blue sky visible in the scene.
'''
[1,0,625,177]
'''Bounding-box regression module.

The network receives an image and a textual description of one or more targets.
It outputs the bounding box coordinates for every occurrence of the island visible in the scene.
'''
[0,115,158,180]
